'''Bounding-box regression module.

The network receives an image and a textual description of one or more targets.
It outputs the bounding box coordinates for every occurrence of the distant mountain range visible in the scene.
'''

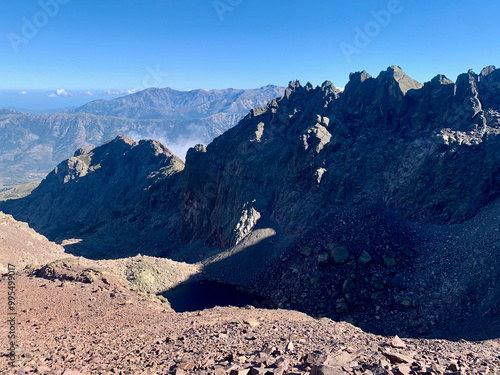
[0,85,284,186]
[66,86,284,119]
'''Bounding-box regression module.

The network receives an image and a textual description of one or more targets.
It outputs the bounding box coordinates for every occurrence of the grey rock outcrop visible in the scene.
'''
[177,66,500,250]
[0,134,184,257]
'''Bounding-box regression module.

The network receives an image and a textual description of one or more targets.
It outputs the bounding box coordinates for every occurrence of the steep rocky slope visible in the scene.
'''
[181,65,500,248]
[2,66,500,339]
[0,135,185,258]
[177,65,500,339]
[0,86,283,186]
[0,207,199,289]
[0,211,67,273]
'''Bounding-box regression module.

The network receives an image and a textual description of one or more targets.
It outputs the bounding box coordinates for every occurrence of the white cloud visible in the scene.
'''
[48,89,72,98]
[104,89,138,96]
[56,89,71,96]
[18,91,27,95]
[85,91,94,96]
[126,125,206,160]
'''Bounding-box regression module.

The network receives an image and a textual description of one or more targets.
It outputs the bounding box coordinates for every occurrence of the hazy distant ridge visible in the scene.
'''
[0,85,284,186]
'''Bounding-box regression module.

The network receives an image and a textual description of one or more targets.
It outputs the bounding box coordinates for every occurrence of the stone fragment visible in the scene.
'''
[358,251,372,264]
[391,335,406,349]
[225,364,239,372]
[243,318,260,327]
[330,246,349,264]
[318,252,329,266]
[300,247,312,256]
[430,363,444,373]
[310,365,344,375]
[446,362,460,372]
[262,347,274,356]
[179,362,196,371]
[342,277,355,294]
[270,368,285,375]
[400,300,411,308]
[392,364,411,375]
[305,353,328,366]
[36,365,52,373]
[256,352,269,363]
[230,369,250,375]
[327,352,355,367]
[379,349,413,364]
[275,357,290,370]
[202,358,215,368]
[383,256,397,267]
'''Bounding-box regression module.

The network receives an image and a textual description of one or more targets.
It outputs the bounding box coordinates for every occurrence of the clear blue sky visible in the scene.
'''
[0,0,499,90]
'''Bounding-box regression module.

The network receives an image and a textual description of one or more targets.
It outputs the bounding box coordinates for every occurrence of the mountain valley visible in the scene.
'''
[2,65,500,373]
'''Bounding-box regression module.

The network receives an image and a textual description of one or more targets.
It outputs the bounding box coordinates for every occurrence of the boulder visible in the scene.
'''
[330,246,349,264]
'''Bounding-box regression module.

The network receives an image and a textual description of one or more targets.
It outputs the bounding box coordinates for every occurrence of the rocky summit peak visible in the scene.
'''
[349,70,372,84]
[136,138,174,157]
[185,144,207,162]
[430,74,454,85]
[377,65,423,94]
[481,65,496,76]
[288,80,302,90]
[284,80,309,100]
[114,134,136,145]
[321,80,334,89]
[343,70,373,97]
[73,147,91,157]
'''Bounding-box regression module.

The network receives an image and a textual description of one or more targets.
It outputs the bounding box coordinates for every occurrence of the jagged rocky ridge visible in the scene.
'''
[2,65,500,339]
[182,65,500,245]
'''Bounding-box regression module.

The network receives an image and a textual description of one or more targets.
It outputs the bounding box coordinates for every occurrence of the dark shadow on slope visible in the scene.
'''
[57,226,180,260]
[161,280,275,312]
[159,202,500,342]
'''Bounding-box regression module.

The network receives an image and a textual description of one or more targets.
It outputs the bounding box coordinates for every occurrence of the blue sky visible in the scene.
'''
[0,0,499,91]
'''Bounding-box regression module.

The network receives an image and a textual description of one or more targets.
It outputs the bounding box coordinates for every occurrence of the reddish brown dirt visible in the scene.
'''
[1,273,499,375]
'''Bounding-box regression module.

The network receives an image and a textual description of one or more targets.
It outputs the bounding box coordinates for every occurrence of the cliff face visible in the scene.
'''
[171,65,500,339]
[180,65,500,248]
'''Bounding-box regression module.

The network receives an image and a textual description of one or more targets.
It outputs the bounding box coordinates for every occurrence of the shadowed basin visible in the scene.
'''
[161,280,274,312]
